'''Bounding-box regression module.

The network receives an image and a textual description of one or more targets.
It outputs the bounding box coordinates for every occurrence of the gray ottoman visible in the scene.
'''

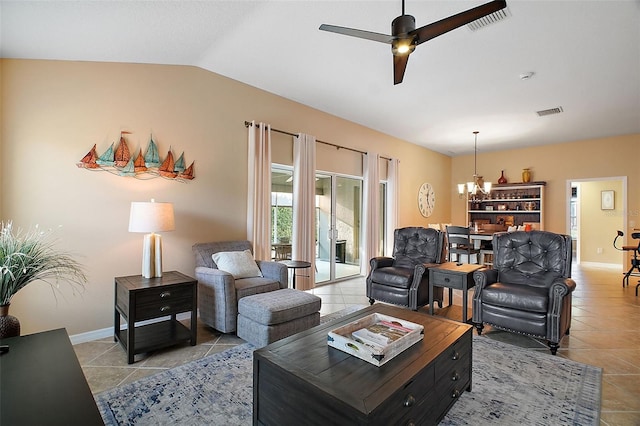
[237,288,321,348]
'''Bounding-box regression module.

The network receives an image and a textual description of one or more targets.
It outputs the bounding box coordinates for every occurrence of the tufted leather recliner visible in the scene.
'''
[472,230,576,355]
[366,227,445,310]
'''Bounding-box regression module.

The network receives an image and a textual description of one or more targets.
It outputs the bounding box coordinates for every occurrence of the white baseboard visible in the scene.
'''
[578,261,623,270]
[70,312,195,345]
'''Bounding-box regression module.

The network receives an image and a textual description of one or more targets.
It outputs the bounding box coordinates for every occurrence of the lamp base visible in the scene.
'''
[142,233,163,278]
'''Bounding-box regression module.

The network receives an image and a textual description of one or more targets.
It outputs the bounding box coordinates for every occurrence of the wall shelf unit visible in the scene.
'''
[466,182,546,230]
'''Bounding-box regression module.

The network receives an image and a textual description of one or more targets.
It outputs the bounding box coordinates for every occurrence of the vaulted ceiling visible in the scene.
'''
[2,1,639,155]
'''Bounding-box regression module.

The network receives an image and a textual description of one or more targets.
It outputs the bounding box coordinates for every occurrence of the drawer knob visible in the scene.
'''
[403,394,416,407]
[451,371,460,381]
[451,389,460,399]
[406,422,416,426]
[160,291,171,298]
[451,350,460,360]
[160,306,171,312]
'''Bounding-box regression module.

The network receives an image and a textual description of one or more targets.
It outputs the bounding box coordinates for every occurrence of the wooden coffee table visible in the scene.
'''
[253,304,472,425]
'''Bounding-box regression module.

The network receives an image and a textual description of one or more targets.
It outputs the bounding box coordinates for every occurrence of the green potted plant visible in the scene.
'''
[0,221,87,338]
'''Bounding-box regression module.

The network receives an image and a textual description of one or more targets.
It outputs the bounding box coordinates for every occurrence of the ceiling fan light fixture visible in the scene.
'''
[392,39,415,56]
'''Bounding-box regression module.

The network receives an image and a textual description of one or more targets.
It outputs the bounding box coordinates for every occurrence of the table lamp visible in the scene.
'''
[128,199,175,278]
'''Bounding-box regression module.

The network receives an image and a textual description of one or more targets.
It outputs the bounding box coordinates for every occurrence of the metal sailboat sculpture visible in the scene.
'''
[114,132,131,167]
[158,149,178,179]
[96,143,115,166]
[77,131,194,182]
[144,136,161,168]
[77,144,99,169]
[133,149,147,173]
[178,161,195,180]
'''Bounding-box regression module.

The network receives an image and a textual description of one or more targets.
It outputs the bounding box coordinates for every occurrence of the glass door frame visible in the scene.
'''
[315,172,363,285]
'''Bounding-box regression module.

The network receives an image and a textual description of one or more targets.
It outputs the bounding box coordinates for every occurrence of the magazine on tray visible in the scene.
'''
[351,320,413,349]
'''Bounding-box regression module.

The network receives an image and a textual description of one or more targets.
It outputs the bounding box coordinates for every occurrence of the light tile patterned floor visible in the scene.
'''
[74,263,640,424]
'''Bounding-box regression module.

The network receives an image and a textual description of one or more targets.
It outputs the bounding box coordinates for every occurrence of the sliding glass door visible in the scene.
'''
[315,173,362,284]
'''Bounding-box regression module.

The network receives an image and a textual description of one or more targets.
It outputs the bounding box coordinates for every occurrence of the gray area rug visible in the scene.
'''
[96,310,602,425]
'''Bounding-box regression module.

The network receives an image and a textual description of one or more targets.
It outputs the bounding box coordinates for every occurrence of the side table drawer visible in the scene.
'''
[136,297,193,321]
[431,271,466,289]
[136,285,194,305]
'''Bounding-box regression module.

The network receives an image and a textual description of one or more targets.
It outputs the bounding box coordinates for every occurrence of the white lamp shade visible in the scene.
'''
[128,201,175,233]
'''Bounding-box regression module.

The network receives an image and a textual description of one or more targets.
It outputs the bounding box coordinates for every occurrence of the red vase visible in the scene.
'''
[498,170,507,184]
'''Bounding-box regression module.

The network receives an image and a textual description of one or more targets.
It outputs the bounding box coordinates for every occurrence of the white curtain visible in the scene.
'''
[361,152,380,275]
[292,133,316,290]
[247,121,272,261]
[385,158,400,256]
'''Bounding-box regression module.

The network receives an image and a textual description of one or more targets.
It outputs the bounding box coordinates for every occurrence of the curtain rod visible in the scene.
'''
[244,121,391,160]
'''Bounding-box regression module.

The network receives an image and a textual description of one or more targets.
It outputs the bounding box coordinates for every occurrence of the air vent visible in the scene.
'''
[536,107,564,117]
[467,8,511,31]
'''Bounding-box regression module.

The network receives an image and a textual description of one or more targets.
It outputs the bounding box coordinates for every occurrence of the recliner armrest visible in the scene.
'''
[549,277,576,299]
[473,268,498,290]
[256,260,288,289]
[370,256,394,271]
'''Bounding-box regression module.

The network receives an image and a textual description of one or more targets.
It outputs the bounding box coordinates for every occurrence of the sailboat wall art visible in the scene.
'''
[76,131,195,182]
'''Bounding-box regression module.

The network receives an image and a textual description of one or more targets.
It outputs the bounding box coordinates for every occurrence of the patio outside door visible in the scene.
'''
[315,173,362,284]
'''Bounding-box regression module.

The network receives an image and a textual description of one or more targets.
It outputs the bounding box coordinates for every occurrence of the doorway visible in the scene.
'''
[315,173,362,284]
[568,177,626,267]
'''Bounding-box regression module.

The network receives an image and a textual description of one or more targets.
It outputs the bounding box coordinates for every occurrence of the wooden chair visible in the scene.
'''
[445,225,480,264]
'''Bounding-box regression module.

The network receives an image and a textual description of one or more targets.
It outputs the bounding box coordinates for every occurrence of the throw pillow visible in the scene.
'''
[211,249,263,279]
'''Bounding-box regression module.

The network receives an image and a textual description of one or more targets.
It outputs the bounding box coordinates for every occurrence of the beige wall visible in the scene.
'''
[577,179,624,264]
[0,59,451,335]
[451,134,640,267]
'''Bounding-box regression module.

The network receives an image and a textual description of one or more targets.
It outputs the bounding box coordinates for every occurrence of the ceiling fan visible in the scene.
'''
[319,0,507,85]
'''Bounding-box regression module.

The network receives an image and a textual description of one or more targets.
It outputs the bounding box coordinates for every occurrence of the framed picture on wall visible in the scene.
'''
[601,190,615,210]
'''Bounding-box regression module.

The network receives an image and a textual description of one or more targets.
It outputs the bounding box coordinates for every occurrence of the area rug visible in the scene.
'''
[96,314,601,425]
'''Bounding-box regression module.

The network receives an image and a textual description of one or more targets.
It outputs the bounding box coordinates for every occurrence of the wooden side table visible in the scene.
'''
[429,262,484,323]
[114,271,197,364]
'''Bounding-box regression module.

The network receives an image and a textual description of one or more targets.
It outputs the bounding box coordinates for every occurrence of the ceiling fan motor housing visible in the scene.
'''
[392,14,416,36]
[391,15,417,55]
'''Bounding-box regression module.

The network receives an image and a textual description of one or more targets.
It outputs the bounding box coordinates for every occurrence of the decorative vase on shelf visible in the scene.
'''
[498,170,507,184]
[522,168,531,183]
[0,304,20,338]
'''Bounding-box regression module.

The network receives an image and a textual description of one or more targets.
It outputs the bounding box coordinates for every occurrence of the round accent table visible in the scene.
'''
[279,260,312,289]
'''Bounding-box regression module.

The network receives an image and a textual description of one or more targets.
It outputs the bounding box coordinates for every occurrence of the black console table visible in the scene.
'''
[0,328,103,425]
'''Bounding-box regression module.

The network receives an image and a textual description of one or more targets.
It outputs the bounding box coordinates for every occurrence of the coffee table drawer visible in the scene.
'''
[431,271,466,289]
[370,363,435,424]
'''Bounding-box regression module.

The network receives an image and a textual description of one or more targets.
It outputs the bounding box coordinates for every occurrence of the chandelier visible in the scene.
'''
[458,131,492,196]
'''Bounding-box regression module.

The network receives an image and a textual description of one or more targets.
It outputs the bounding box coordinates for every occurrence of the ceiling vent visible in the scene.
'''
[536,107,564,117]
[467,7,511,31]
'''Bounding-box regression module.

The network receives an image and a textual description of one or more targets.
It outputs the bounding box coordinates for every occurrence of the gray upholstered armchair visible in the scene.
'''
[193,241,288,333]
[472,231,576,355]
[366,227,445,310]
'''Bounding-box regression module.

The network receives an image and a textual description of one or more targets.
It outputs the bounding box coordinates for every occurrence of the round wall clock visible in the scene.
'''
[418,182,436,217]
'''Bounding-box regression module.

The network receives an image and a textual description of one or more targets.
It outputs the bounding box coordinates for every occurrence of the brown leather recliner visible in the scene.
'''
[366,227,445,310]
[472,230,576,355]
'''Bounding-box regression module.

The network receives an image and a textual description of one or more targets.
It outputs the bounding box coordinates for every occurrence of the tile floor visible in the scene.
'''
[74,263,640,425]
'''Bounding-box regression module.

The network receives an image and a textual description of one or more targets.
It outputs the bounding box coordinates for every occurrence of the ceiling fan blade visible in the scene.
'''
[412,0,506,45]
[393,54,409,85]
[319,24,394,44]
